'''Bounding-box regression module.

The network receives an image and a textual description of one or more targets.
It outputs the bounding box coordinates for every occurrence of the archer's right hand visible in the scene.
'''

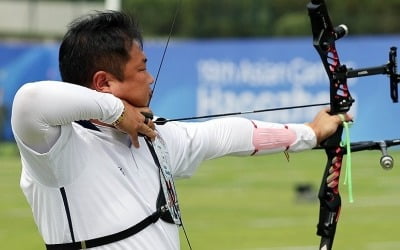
[114,100,157,148]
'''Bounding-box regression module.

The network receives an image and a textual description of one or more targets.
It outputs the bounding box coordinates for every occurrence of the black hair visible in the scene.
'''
[59,11,143,87]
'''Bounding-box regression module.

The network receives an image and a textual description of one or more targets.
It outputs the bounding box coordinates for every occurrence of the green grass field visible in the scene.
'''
[1,142,400,250]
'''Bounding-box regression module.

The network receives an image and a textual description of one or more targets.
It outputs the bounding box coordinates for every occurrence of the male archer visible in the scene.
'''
[11,10,349,249]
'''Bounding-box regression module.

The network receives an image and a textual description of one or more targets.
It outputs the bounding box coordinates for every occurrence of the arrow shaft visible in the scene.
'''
[160,102,330,123]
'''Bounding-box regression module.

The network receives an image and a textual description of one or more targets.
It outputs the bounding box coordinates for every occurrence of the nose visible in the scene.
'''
[148,73,155,86]
[148,73,155,94]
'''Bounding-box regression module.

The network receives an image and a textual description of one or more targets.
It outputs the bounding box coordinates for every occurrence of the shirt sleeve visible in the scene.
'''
[157,117,317,178]
[11,81,124,153]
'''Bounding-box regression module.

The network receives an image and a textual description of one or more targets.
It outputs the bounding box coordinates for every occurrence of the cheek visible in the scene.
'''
[107,84,132,102]
[110,78,150,106]
[109,86,125,99]
[121,87,148,106]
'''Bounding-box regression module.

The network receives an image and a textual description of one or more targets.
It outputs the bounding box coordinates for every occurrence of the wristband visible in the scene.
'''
[112,108,126,127]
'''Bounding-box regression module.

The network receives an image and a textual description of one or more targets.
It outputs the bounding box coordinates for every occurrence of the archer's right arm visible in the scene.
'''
[11,81,124,153]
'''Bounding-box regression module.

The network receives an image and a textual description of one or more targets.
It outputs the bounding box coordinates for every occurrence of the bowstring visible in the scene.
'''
[157,158,193,250]
[148,0,182,107]
[146,1,192,248]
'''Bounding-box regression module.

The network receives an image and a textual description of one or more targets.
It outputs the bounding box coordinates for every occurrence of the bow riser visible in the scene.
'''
[308,1,354,115]
[307,1,353,249]
[316,146,343,247]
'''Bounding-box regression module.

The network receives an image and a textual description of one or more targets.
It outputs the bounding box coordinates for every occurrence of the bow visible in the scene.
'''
[307,1,352,249]
[307,0,400,249]
[147,1,400,248]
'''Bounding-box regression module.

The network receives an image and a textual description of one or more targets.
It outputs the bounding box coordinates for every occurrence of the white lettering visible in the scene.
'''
[197,58,357,87]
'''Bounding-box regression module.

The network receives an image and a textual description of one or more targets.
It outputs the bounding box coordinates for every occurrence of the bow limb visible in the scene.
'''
[307,1,354,249]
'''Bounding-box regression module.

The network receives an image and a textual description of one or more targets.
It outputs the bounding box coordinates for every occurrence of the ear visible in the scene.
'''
[92,71,112,93]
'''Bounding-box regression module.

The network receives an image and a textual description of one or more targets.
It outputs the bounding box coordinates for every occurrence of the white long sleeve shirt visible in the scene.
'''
[11,81,317,249]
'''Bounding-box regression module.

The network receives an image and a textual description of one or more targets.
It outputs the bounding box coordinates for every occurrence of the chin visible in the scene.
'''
[130,101,148,108]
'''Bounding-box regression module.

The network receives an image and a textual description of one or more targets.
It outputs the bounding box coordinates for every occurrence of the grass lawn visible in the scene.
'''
[1,142,400,249]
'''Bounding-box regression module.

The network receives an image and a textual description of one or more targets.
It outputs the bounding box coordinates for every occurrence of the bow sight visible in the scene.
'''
[345,47,400,103]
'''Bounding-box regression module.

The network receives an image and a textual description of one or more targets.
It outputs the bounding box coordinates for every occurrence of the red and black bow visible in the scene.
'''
[307,0,400,249]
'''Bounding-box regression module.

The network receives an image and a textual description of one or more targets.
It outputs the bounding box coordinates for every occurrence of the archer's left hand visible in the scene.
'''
[306,108,352,145]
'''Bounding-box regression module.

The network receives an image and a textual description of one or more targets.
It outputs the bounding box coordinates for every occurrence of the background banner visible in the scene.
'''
[1,36,400,141]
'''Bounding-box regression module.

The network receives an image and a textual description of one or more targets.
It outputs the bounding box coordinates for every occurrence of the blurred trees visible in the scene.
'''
[123,0,400,38]
[1,0,399,39]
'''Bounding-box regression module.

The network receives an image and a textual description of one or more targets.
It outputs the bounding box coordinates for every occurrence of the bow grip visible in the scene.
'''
[316,126,344,248]
[317,148,343,246]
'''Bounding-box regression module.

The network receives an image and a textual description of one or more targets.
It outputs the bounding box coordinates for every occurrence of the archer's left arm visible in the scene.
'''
[157,117,317,177]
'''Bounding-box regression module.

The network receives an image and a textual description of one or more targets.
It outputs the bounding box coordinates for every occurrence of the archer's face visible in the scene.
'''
[107,42,154,107]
